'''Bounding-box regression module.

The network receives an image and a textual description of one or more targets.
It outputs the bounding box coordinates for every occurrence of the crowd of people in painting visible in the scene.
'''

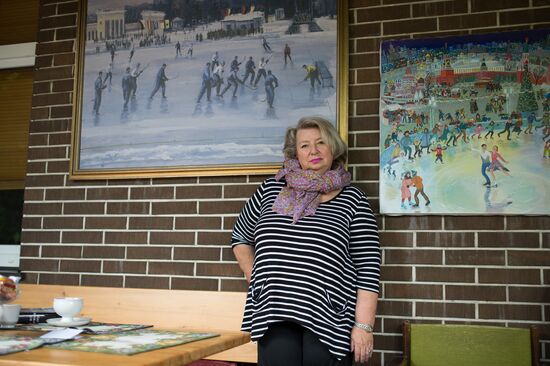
[382,91,550,209]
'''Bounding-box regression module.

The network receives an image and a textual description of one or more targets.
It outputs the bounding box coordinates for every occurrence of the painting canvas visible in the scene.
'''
[379,29,550,214]
[71,0,347,179]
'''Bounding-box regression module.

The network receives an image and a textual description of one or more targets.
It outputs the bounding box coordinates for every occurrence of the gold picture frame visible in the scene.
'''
[70,0,348,180]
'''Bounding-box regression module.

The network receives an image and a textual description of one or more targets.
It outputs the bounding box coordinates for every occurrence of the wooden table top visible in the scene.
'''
[0,329,250,366]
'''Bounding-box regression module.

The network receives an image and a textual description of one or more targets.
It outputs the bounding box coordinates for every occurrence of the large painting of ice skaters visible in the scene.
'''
[72,0,345,178]
[379,29,550,214]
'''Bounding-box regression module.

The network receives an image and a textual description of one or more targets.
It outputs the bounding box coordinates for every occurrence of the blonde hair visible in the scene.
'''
[283,116,347,165]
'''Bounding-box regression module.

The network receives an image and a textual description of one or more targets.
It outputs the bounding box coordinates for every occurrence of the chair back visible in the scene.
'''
[409,323,533,366]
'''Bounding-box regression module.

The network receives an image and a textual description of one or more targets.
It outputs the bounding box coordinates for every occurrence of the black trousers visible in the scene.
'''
[258,321,353,366]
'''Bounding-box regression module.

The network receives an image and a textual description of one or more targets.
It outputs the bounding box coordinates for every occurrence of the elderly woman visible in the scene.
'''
[232,116,381,366]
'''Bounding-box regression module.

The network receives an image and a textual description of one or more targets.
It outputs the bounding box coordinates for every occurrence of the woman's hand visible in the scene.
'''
[350,326,374,364]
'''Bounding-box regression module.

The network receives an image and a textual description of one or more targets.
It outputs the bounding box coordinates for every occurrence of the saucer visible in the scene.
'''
[46,317,91,327]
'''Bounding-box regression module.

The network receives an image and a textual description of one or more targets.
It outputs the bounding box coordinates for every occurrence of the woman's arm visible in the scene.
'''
[233,244,255,283]
[351,290,379,364]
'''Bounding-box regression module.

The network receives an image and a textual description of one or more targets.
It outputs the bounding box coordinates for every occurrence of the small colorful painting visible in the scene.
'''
[379,29,550,214]
[45,329,218,355]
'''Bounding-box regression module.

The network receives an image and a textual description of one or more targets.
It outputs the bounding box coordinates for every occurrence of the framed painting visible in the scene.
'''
[379,29,550,214]
[70,0,348,179]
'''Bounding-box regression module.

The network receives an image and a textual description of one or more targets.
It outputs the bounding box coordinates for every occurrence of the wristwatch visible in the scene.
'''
[354,321,374,333]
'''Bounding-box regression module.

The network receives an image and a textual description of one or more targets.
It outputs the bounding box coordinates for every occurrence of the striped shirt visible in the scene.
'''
[231,178,381,359]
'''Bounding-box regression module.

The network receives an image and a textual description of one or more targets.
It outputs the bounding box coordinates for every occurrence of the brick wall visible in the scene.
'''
[22,0,550,364]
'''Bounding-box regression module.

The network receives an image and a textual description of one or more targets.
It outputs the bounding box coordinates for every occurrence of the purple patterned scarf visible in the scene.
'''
[273,159,351,223]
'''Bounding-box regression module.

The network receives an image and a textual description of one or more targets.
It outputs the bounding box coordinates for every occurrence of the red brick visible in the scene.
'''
[221,279,248,292]
[30,106,50,120]
[350,0,381,8]
[64,202,104,215]
[354,166,379,181]
[30,119,70,133]
[107,202,149,214]
[149,232,194,245]
[196,263,242,277]
[86,187,128,200]
[45,188,85,200]
[127,246,171,260]
[509,286,550,303]
[129,217,173,230]
[62,231,102,244]
[130,187,173,199]
[508,250,550,266]
[174,246,221,261]
[471,0,529,11]
[24,202,62,215]
[384,18,437,35]
[500,9,550,25]
[39,273,79,285]
[199,176,246,184]
[148,262,194,275]
[153,177,197,185]
[223,216,238,230]
[42,245,81,258]
[151,201,196,215]
[24,188,44,201]
[171,277,218,291]
[348,149,379,164]
[440,13,498,30]
[416,232,475,247]
[479,304,542,321]
[32,93,71,107]
[356,38,381,53]
[377,300,413,316]
[507,216,550,230]
[25,174,65,188]
[20,258,59,272]
[385,249,442,265]
[27,162,46,174]
[81,275,123,288]
[37,30,55,43]
[175,186,221,199]
[380,266,412,282]
[33,81,51,94]
[223,185,258,199]
[60,259,101,272]
[199,200,246,214]
[413,0,468,16]
[28,146,67,160]
[104,231,148,245]
[57,2,78,14]
[349,53,379,69]
[416,302,475,318]
[444,216,504,230]
[385,216,442,230]
[39,14,77,29]
[52,79,74,92]
[125,276,169,289]
[175,216,221,230]
[103,260,147,274]
[21,217,42,229]
[355,100,379,115]
[40,4,56,18]
[50,105,73,118]
[35,40,74,55]
[416,267,475,283]
[445,250,505,265]
[446,285,506,301]
[379,232,413,247]
[349,23,381,38]
[357,5,409,22]
[349,116,379,131]
[20,230,60,244]
[43,217,82,229]
[197,231,232,246]
[478,232,539,248]
[385,283,443,300]
[82,246,125,259]
[53,52,75,65]
[85,217,127,230]
[479,268,540,285]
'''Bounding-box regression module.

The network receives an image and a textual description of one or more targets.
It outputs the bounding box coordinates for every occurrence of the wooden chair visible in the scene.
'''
[395,321,540,366]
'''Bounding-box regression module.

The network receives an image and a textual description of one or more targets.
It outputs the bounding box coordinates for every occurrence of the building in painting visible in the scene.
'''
[141,10,166,36]
[96,10,126,40]
[220,11,264,32]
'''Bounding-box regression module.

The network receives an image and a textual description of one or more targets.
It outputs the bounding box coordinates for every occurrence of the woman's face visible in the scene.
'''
[296,128,334,175]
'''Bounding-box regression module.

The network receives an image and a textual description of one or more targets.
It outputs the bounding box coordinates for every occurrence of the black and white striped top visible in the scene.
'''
[231,178,381,360]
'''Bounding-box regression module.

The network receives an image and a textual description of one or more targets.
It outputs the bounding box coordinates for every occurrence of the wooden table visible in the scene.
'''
[0,329,250,366]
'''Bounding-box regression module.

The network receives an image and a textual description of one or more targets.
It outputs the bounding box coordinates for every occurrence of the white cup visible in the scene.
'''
[1,304,21,328]
[53,297,83,322]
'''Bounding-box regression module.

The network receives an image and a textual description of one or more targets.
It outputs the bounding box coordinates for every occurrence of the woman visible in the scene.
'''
[232,116,381,366]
